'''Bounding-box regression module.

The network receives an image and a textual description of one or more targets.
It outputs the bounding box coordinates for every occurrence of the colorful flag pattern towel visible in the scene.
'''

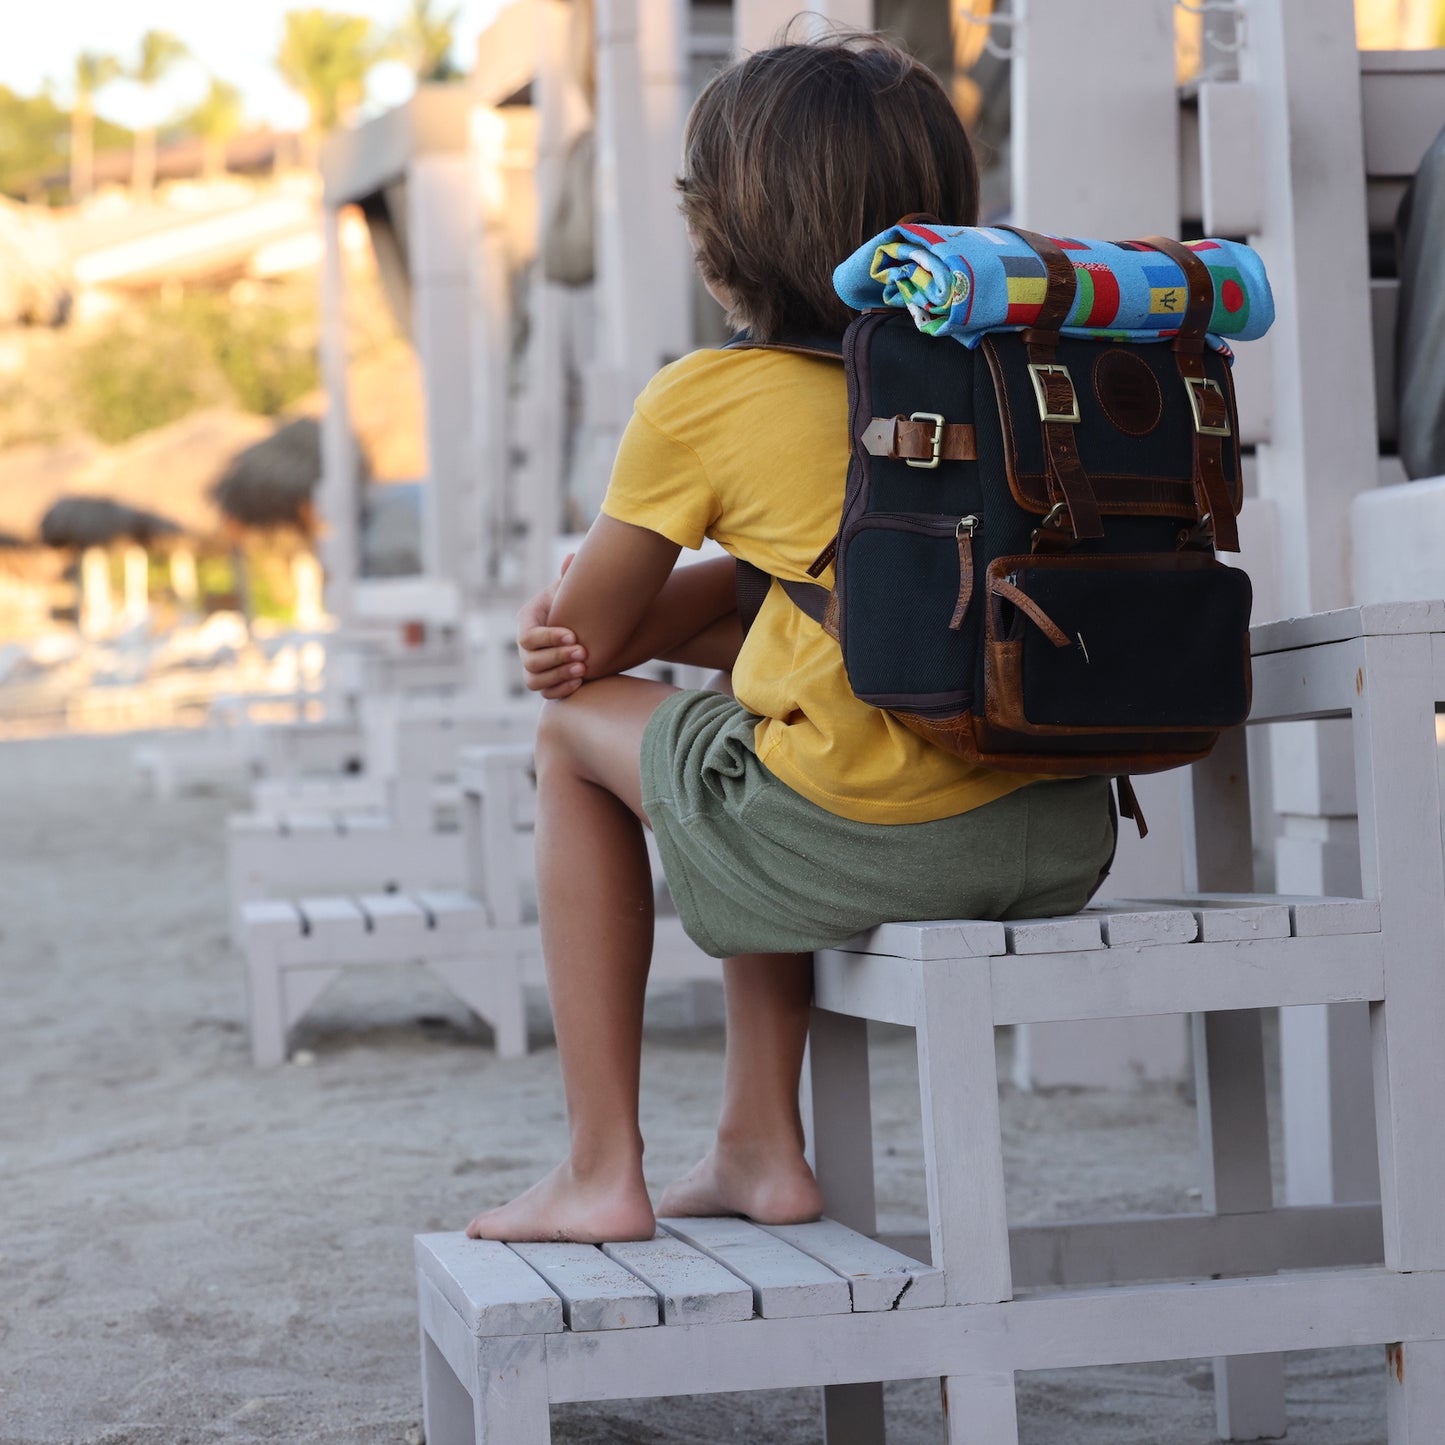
[833,222,1274,348]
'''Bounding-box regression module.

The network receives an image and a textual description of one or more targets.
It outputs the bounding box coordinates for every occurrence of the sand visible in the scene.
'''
[0,732,1389,1444]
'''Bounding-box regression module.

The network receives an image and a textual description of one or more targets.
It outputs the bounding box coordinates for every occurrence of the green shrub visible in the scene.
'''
[70,311,227,442]
[67,285,321,444]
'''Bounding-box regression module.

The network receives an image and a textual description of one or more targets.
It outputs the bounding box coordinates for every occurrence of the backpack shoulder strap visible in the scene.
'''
[723,334,842,637]
[736,559,831,637]
[724,332,845,363]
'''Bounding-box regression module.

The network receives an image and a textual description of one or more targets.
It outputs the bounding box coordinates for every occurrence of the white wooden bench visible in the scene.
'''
[239,738,718,1067]
[227,709,535,940]
[414,601,1445,1441]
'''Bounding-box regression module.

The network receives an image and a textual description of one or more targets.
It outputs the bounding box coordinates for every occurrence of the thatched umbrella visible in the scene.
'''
[39,495,180,550]
[91,407,272,538]
[211,416,323,532]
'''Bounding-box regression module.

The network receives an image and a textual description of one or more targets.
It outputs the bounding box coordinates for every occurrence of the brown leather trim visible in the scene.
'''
[1138,235,1213,341]
[980,553,1252,737]
[888,697,1223,775]
[998,226,1077,329]
[949,527,975,630]
[860,415,978,463]
[988,575,1071,647]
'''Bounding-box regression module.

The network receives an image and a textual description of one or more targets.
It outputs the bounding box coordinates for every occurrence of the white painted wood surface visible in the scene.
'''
[761,1219,944,1312]
[600,1236,754,1324]
[508,1243,658,1331]
[415,1234,563,1337]
[658,1217,852,1319]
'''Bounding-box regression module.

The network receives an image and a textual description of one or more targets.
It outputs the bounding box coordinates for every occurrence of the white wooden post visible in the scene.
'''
[80,546,113,638]
[638,0,690,370]
[292,552,324,630]
[169,545,199,615]
[1009,0,1187,1093]
[510,0,576,598]
[122,543,148,628]
[1011,0,1178,237]
[465,107,515,600]
[410,154,480,604]
[318,201,359,624]
[1239,0,1381,1211]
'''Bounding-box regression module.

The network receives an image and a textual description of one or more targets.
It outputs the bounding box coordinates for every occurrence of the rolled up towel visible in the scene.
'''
[833,221,1273,348]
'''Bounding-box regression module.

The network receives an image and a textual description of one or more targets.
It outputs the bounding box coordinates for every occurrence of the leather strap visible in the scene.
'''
[861,415,977,463]
[949,527,975,630]
[988,575,1072,648]
[1116,775,1149,840]
[997,226,1105,543]
[1138,236,1241,553]
[999,225,1078,330]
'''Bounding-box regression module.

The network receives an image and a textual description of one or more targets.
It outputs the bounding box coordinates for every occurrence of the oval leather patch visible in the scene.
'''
[1093,349,1163,436]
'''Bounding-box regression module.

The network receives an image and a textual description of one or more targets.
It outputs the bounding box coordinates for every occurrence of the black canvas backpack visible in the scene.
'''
[736,226,1254,808]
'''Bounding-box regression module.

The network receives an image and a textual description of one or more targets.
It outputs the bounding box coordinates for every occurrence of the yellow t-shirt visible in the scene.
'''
[601,346,1044,824]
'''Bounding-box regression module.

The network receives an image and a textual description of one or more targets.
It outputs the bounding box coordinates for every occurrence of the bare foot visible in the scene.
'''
[466,1159,656,1243]
[657,1139,823,1225]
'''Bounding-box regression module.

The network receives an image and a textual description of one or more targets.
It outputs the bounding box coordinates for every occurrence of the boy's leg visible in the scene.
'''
[658,951,823,1224]
[467,676,676,1243]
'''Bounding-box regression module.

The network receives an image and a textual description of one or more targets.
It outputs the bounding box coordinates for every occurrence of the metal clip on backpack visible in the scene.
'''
[740,226,1253,823]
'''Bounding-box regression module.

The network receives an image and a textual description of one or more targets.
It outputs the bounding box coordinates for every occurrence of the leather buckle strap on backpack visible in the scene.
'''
[999,225,1105,543]
[1139,234,1241,553]
[860,413,978,467]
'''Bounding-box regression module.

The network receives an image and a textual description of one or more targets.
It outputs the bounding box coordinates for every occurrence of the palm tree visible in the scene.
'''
[71,50,121,202]
[130,29,189,198]
[276,9,378,167]
[187,77,244,179]
[394,0,462,82]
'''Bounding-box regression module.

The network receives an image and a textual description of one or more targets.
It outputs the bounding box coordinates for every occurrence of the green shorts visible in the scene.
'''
[639,690,1117,959]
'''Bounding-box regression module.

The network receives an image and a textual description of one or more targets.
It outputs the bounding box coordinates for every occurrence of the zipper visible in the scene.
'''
[839,511,983,631]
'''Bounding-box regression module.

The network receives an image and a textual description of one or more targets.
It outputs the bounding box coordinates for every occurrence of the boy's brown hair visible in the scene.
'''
[679,34,979,343]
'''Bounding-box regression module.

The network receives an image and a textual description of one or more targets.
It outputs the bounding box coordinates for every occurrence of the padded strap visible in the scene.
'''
[736,559,831,638]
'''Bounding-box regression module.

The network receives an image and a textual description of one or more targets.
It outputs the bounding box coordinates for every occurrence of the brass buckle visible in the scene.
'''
[1027,363,1080,424]
[905,411,945,470]
[1185,376,1232,437]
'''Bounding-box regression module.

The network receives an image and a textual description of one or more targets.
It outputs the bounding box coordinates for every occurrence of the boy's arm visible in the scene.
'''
[548,516,736,679]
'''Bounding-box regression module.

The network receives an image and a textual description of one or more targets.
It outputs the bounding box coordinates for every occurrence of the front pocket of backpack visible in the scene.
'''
[984,553,1253,734]
[838,512,981,709]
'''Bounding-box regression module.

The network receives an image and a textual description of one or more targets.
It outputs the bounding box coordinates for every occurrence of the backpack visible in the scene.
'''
[736,225,1260,823]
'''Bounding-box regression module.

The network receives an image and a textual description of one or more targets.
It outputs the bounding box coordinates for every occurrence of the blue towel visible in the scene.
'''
[833,222,1274,349]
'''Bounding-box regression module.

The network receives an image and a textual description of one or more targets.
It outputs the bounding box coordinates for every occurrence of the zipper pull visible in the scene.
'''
[949,514,980,631]
[807,535,838,578]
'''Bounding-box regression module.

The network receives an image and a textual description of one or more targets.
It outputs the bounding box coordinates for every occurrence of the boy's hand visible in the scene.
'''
[517,557,587,699]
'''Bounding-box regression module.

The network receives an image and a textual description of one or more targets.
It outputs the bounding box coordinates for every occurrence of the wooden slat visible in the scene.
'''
[601,1236,754,1324]
[416,889,487,937]
[414,1233,563,1337]
[1118,896,1291,943]
[760,1218,945,1312]
[239,898,304,941]
[508,1243,658,1332]
[280,809,343,836]
[659,1217,852,1319]
[356,892,430,938]
[1005,914,1104,955]
[541,1266,1445,1406]
[296,895,367,945]
[336,810,388,835]
[989,932,1385,1024]
[1085,904,1199,947]
[839,918,1006,961]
